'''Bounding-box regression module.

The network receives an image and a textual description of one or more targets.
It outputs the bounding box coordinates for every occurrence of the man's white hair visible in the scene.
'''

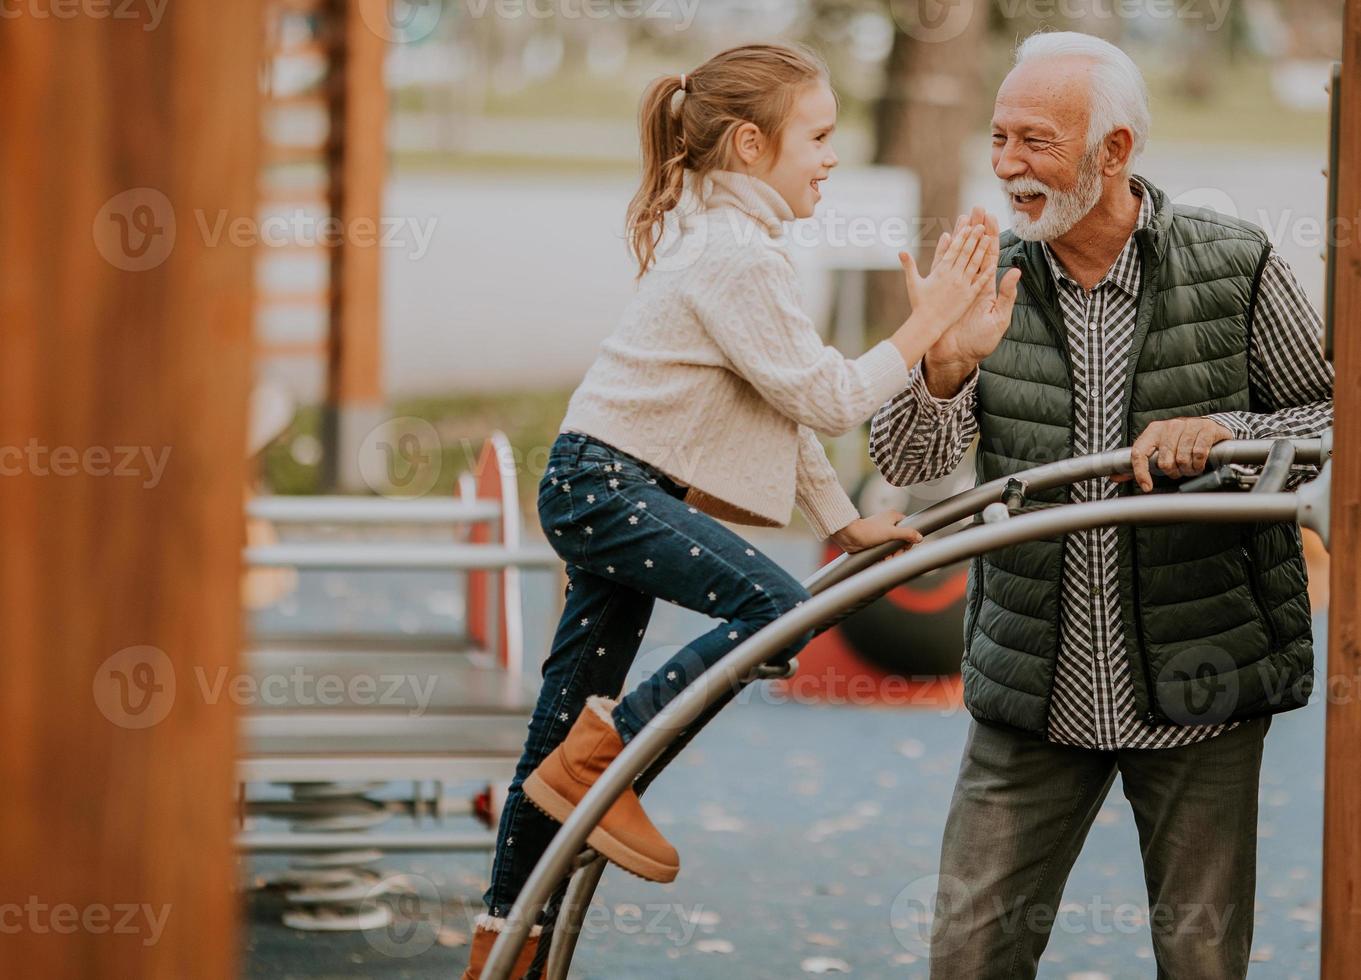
[1014,31,1151,167]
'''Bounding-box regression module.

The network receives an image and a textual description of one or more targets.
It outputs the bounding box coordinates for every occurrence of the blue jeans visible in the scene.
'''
[482,431,815,920]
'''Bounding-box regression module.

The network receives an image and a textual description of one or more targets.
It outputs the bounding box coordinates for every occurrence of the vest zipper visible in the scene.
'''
[1014,248,1074,734]
[1128,531,1160,724]
[1241,544,1280,649]
[967,554,985,660]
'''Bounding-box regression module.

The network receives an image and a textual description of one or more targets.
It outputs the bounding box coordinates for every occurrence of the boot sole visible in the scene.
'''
[522,772,679,884]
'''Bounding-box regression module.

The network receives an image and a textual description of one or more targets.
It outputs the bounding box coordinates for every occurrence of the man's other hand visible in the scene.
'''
[1115,417,1235,492]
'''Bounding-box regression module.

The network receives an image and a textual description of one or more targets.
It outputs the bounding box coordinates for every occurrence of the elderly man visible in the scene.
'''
[870,31,1333,979]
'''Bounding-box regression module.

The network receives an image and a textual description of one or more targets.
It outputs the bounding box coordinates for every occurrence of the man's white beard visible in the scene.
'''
[1002,148,1103,242]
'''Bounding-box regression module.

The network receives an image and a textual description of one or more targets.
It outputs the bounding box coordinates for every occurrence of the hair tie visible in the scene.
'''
[679,72,688,93]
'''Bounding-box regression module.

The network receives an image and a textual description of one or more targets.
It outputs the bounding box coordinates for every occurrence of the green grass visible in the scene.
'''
[394,150,642,175]
[260,390,575,506]
[1146,61,1329,148]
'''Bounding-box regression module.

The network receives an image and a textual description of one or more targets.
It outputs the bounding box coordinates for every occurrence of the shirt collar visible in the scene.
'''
[694,169,795,237]
[1042,175,1153,297]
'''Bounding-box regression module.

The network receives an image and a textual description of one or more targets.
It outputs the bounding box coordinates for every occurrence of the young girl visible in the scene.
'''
[463,41,996,976]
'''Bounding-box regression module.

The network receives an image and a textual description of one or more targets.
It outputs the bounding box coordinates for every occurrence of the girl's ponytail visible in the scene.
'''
[623,43,831,279]
[625,74,688,281]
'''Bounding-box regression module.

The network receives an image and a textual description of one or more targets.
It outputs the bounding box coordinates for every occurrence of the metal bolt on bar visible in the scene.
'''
[982,502,1011,524]
[486,437,1330,979]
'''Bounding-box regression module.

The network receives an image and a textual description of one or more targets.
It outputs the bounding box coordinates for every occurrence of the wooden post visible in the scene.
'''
[323,0,388,491]
[0,3,261,977]
[1322,1,1361,975]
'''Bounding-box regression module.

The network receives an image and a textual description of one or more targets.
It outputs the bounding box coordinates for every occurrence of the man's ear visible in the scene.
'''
[1101,127,1135,176]
[731,121,766,167]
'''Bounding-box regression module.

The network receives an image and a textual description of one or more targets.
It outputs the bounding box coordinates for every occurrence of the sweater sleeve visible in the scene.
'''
[690,249,912,437]
[794,425,861,540]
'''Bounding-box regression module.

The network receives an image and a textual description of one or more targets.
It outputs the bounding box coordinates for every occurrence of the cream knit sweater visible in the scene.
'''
[559,170,912,540]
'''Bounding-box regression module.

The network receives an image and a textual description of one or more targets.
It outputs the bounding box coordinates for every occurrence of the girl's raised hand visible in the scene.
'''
[898,208,997,346]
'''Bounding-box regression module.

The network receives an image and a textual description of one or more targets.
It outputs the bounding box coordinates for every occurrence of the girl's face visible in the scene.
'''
[747,81,839,219]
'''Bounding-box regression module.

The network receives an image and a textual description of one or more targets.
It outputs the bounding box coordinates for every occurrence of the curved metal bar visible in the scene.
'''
[542,855,606,977]
[1253,439,1298,494]
[1298,460,1332,547]
[535,435,1328,977]
[484,489,1307,978]
[803,437,1326,598]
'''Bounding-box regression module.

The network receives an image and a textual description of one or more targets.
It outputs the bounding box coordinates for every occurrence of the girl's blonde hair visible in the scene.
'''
[625,42,831,278]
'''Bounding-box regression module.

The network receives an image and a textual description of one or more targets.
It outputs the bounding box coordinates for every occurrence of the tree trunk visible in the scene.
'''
[867,7,988,340]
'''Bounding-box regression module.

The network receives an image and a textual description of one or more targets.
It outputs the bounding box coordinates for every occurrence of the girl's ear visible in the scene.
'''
[731,121,765,167]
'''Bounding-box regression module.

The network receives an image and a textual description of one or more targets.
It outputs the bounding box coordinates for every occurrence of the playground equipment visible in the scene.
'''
[481,434,1332,979]
[237,432,558,928]
[796,455,977,692]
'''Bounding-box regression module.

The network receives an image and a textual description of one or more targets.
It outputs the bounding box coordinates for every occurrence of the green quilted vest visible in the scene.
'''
[961,178,1314,737]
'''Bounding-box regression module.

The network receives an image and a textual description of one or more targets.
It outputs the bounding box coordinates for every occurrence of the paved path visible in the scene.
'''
[243,530,1324,978]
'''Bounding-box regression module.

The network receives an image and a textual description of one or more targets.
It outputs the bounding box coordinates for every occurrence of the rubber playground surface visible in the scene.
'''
[242,530,1325,979]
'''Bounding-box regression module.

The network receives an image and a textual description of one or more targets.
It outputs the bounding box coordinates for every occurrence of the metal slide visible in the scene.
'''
[484,436,1333,979]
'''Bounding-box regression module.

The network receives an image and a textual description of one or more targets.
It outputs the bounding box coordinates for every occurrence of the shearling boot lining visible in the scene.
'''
[475,913,543,937]
[585,694,619,727]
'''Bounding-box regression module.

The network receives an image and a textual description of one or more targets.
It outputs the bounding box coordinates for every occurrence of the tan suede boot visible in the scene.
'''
[460,914,541,980]
[522,695,679,882]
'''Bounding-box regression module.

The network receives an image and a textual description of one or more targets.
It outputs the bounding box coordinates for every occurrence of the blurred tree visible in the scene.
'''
[867,0,988,336]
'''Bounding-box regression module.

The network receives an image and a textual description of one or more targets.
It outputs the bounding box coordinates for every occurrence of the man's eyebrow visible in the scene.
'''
[991,121,1059,138]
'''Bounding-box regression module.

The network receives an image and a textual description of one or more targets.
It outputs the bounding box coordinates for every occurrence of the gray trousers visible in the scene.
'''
[929,714,1271,979]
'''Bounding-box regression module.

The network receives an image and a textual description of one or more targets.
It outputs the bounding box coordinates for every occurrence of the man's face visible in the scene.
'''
[991,58,1103,241]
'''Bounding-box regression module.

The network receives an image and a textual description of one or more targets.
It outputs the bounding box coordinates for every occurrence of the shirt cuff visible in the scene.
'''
[913,360,978,413]
[1204,411,1256,441]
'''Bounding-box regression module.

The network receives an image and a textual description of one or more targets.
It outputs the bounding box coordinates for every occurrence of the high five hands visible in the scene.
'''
[883,206,1020,395]
[930,208,1022,368]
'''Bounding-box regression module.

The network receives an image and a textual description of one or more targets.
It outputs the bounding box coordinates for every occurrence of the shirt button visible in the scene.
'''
[1088,321,1098,331]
